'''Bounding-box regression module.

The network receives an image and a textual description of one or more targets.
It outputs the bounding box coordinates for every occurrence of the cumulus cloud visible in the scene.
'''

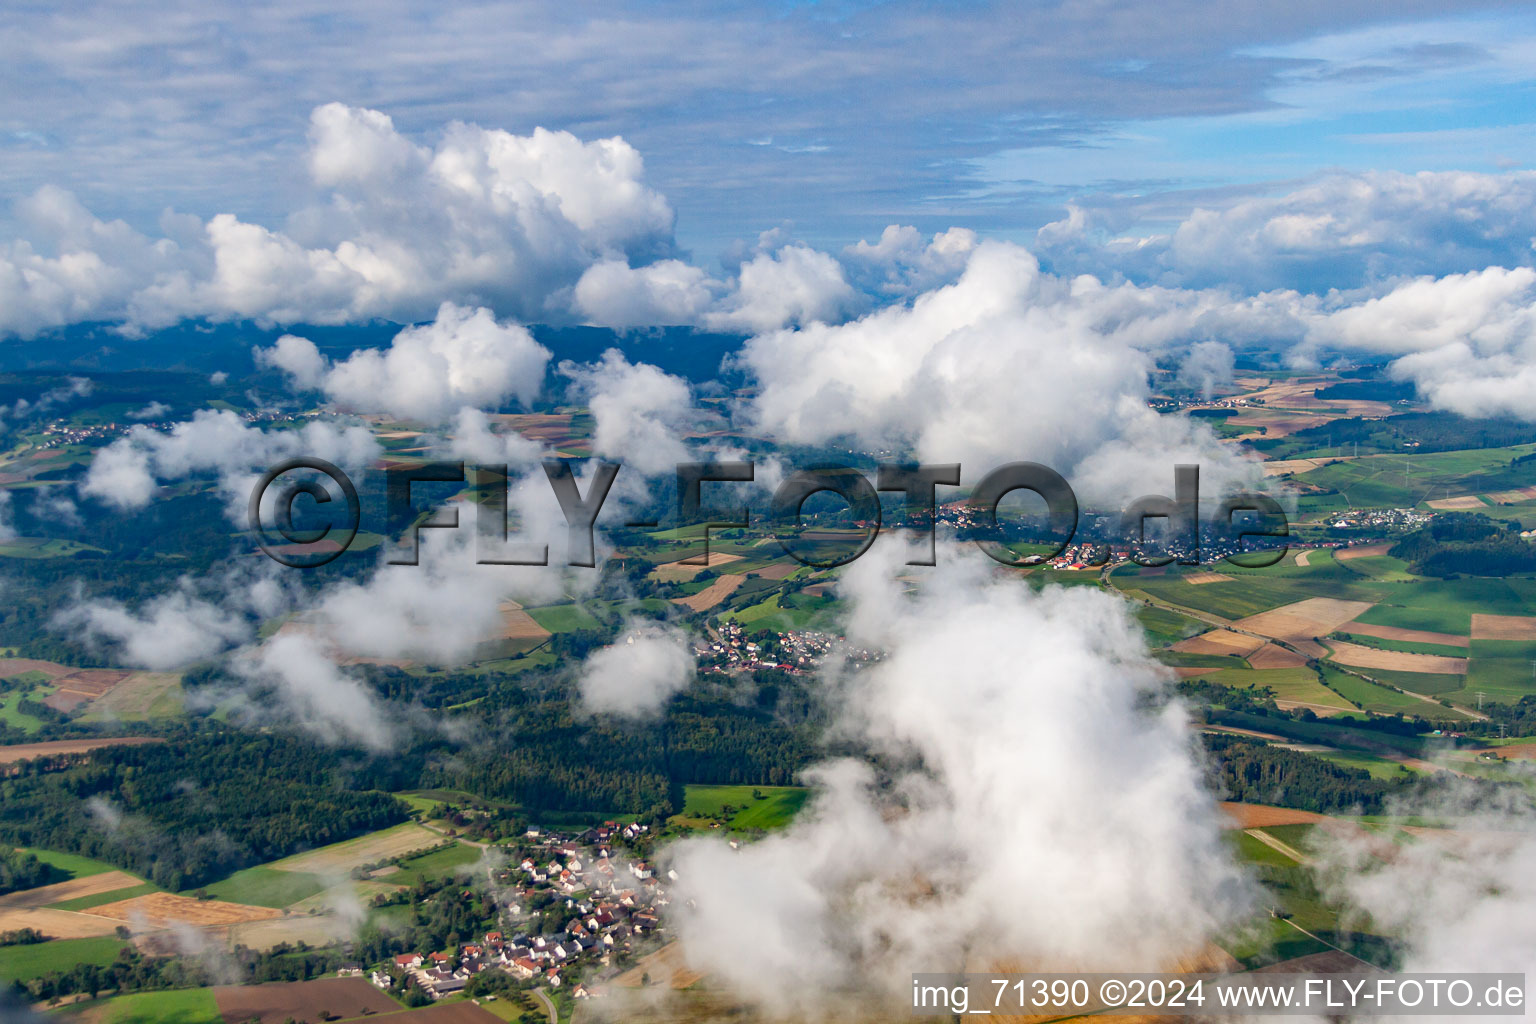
[79,408,379,518]
[703,244,859,333]
[1177,340,1236,399]
[576,623,695,718]
[1036,170,1536,293]
[560,350,698,476]
[665,542,1252,1015]
[735,240,1268,505]
[841,225,977,298]
[0,103,678,336]
[284,302,551,423]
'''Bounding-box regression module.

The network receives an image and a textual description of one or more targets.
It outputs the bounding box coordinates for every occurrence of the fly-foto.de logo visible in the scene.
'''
[249,459,1287,570]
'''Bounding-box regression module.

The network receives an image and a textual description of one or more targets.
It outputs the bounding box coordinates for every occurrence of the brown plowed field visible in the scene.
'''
[654,551,743,582]
[1324,640,1466,674]
[672,573,746,612]
[213,978,402,1024]
[1471,613,1536,640]
[1171,630,1264,657]
[1342,620,1468,647]
[1247,643,1309,669]
[1219,803,1330,829]
[0,737,164,763]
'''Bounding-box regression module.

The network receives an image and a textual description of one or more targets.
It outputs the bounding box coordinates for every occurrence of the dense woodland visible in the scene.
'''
[0,732,409,889]
[0,846,59,896]
[1201,733,1404,813]
[1388,512,1536,577]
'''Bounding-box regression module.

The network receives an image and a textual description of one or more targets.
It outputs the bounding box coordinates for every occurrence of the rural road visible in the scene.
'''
[534,986,558,1024]
[1244,828,1309,864]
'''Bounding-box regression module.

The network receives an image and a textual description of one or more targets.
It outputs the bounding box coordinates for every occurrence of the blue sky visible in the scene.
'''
[3,0,1534,264]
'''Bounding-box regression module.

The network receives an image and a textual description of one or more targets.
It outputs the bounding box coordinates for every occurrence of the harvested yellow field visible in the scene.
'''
[1484,488,1536,504]
[90,892,281,928]
[497,600,551,641]
[1471,614,1536,641]
[82,672,182,719]
[672,573,746,612]
[1220,803,1330,829]
[1324,640,1466,675]
[269,822,442,874]
[611,941,705,990]
[0,906,120,938]
[1427,495,1487,510]
[1235,598,1374,643]
[0,870,142,909]
[1171,630,1265,658]
[1342,620,1468,648]
[653,551,743,582]
[1335,542,1391,560]
[0,737,164,764]
[225,913,355,951]
[1261,459,1328,477]
[1183,571,1233,585]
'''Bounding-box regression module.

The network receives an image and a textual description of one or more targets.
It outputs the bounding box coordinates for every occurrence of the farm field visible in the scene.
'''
[212,977,401,1024]
[526,602,602,633]
[77,673,184,721]
[14,849,119,881]
[88,892,280,929]
[671,785,808,832]
[0,737,164,764]
[199,865,327,909]
[0,935,129,982]
[0,906,120,939]
[266,821,441,875]
[0,871,143,909]
[49,987,222,1024]
[388,842,483,886]
[1317,666,1460,718]
[672,573,747,612]
[1322,640,1467,675]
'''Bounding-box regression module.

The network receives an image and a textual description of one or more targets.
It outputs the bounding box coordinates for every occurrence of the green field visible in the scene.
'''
[1135,604,1206,646]
[1317,665,1456,717]
[390,842,483,885]
[17,849,118,881]
[0,936,129,982]
[197,864,328,908]
[1354,577,1536,635]
[526,603,603,633]
[49,987,222,1024]
[50,881,161,912]
[0,687,47,733]
[1313,750,1414,781]
[673,785,808,832]
[1329,631,1469,658]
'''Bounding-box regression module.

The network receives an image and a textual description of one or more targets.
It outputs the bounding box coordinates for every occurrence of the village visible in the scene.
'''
[372,821,667,1004]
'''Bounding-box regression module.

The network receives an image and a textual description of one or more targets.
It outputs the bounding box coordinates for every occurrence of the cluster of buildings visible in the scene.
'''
[373,823,668,1001]
[701,622,876,673]
[1324,507,1434,532]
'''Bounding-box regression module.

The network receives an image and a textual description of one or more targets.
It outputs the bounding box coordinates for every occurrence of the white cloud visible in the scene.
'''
[307,302,550,423]
[559,350,697,476]
[1036,170,1536,293]
[236,632,397,750]
[576,623,695,718]
[665,542,1252,1014]
[0,104,680,337]
[254,334,328,389]
[79,408,380,518]
[704,244,858,333]
[735,240,1268,505]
